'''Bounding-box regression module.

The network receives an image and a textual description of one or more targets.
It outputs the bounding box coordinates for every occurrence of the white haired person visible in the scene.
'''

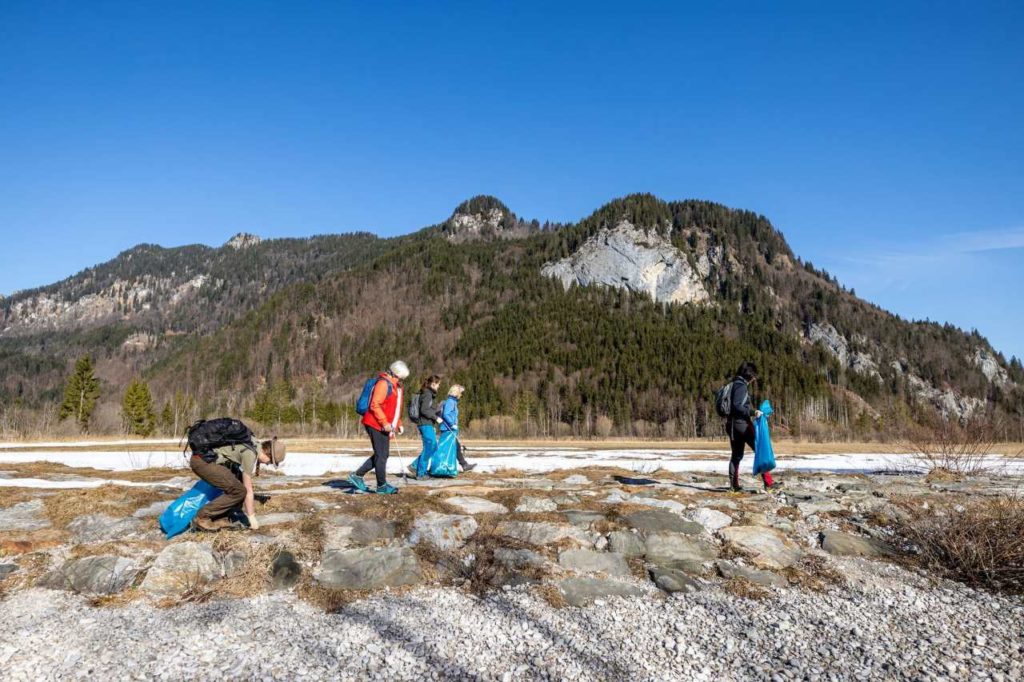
[432,384,476,475]
[349,360,408,494]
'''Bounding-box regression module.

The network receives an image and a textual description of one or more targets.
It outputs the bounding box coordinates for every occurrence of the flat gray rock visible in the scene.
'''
[140,542,221,596]
[562,510,605,527]
[715,560,787,587]
[688,508,732,531]
[557,577,644,606]
[627,496,688,513]
[515,496,558,513]
[132,500,172,518]
[256,513,305,527]
[820,530,895,558]
[558,549,630,577]
[624,510,703,535]
[493,548,546,571]
[0,500,51,531]
[719,526,802,569]
[0,563,17,577]
[561,474,590,485]
[443,496,508,515]
[322,514,395,550]
[68,514,145,543]
[409,512,478,550]
[797,500,844,515]
[315,547,420,590]
[649,566,701,594]
[608,530,645,557]
[644,533,717,573]
[38,555,141,595]
[495,521,591,547]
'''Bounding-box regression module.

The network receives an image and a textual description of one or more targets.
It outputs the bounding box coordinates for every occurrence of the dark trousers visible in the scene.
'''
[456,440,469,469]
[728,420,773,488]
[190,455,245,519]
[356,425,390,487]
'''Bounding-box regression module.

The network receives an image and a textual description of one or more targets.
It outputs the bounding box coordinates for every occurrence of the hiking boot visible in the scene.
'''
[193,516,227,532]
[462,463,478,472]
[348,474,368,492]
[376,483,399,495]
[764,481,784,491]
[407,464,417,477]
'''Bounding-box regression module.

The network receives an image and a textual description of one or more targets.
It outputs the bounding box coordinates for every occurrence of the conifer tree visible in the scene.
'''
[121,378,156,436]
[59,356,101,431]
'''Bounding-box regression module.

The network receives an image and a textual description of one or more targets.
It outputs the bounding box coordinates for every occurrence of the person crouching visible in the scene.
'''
[190,437,286,531]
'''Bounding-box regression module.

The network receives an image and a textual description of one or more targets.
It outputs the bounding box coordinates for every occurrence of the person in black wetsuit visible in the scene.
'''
[727,361,779,492]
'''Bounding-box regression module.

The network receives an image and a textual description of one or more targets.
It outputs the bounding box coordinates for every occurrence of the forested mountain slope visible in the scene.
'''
[2,194,1020,439]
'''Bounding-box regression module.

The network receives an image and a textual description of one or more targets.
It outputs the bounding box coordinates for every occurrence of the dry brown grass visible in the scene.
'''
[534,582,569,608]
[776,506,801,521]
[69,539,163,559]
[41,485,173,527]
[782,555,847,592]
[892,494,1024,593]
[722,577,772,600]
[0,529,68,556]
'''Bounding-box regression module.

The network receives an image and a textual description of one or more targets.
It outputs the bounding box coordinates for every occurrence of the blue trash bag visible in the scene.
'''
[429,429,460,478]
[159,480,222,539]
[752,399,776,475]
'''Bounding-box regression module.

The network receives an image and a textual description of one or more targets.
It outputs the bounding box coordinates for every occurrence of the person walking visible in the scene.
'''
[349,360,408,494]
[409,374,444,479]
[438,384,476,473]
[726,361,778,492]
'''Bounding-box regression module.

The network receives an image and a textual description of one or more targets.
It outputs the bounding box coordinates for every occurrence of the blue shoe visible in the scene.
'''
[348,474,368,492]
[376,483,399,495]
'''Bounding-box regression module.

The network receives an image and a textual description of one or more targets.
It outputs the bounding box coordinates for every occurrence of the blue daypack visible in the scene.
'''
[429,430,460,478]
[355,375,392,416]
[752,399,776,475]
[159,480,222,539]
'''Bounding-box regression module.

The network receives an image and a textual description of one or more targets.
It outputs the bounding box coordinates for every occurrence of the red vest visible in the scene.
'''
[361,373,403,432]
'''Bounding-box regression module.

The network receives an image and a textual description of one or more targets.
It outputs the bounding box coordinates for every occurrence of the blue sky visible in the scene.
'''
[1,1,1022,359]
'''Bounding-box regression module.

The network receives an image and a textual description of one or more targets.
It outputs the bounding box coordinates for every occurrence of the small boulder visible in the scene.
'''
[562,474,590,485]
[558,549,631,577]
[443,496,509,515]
[38,555,141,595]
[515,497,558,513]
[140,542,221,596]
[719,526,802,569]
[608,531,645,557]
[0,500,51,532]
[627,496,688,513]
[315,547,421,590]
[271,550,301,590]
[409,512,478,550]
[689,508,732,532]
[221,551,248,577]
[495,521,592,547]
[625,510,703,536]
[557,577,644,607]
[67,514,145,543]
[820,530,895,558]
[0,563,18,578]
[649,566,701,594]
[255,513,305,528]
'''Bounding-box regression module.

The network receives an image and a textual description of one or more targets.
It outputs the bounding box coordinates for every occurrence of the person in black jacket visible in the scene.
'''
[727,361,778,492]
[409,375,443,479]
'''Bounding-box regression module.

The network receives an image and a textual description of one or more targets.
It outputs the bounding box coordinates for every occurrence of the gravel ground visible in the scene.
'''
[1,559,1021,682]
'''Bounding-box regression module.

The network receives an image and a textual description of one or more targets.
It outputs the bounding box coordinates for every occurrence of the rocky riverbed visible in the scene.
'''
[1,462,1022,680]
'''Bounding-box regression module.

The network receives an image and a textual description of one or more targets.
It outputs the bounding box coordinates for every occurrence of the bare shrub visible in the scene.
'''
[903,416,1001,476]
[893,494,1024,593]
[594,416,614,438]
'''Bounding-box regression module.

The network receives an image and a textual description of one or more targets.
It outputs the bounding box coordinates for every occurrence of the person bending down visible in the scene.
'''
[190,437,286,531]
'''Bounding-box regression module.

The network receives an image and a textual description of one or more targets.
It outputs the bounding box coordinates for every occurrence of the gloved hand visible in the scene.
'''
[247,513,260,530]
[398,425,405,436]
[754,410,763,419]
[382,423,393,433]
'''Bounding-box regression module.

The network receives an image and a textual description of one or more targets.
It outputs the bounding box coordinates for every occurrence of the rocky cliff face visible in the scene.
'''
[541,221,712,305]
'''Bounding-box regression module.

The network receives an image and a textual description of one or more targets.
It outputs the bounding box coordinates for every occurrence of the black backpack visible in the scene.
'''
[408,392,422,423]
[714,381,734,418]
[185,418,255,461]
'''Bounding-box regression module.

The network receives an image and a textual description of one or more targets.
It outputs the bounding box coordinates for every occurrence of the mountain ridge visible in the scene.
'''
[1,193,1020,439]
